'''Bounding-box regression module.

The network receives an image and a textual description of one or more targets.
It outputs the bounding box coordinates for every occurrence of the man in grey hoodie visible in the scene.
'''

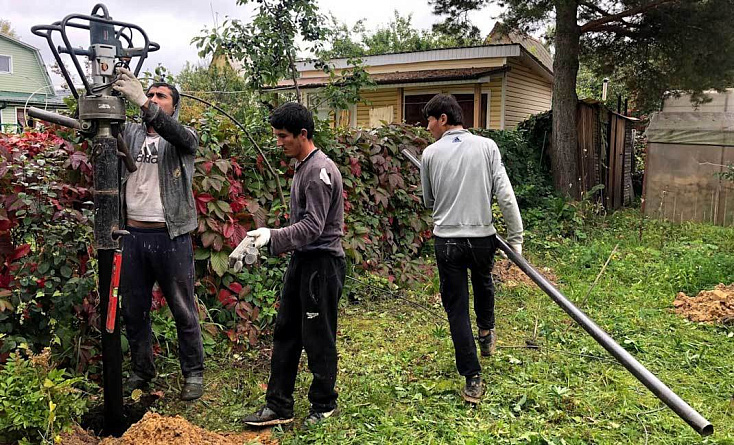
[113,68,204,401]
[420,94,523,403]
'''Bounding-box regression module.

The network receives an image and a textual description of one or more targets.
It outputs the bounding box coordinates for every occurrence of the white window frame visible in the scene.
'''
[0,55,12,74]
[15,107,24,128]
[306,91,357,127]
[403,87,492,128]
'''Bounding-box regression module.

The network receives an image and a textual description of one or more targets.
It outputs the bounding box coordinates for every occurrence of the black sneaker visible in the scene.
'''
[244,406,294,427]
[462,375,484,404]
[124,374,150,396]
[478,329,497,356]
[180,377,204,401]
[302,408,337,428]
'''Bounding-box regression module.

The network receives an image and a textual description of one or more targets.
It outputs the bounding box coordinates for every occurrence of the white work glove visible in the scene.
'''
[247,228,271,249]
[112,67,148,107]
[510,243,522,256]
[499,243,522,259]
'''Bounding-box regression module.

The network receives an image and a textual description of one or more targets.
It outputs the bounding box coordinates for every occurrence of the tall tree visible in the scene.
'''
[431,0,734,198]
[194,0,329,103]
[0,19,17,38]
[321,11,480,59]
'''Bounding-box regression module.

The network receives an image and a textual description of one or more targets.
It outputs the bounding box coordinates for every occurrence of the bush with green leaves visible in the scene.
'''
[0,348,89,444]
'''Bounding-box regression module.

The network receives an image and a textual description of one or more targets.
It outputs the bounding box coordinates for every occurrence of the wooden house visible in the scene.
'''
[271,31,553,130]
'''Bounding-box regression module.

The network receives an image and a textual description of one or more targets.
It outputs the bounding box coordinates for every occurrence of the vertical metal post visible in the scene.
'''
[93,124,124,436]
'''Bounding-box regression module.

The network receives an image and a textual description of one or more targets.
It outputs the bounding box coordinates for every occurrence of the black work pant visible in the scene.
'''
[120,227,204,380]
[434,235,497,377]
[266,251,346,417]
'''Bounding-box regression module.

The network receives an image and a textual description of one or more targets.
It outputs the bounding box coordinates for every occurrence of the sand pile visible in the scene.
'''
[673,284,734,324]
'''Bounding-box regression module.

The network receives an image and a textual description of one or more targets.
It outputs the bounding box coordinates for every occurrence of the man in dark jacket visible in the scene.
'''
[113,67,204,401]
[231,102,345,427]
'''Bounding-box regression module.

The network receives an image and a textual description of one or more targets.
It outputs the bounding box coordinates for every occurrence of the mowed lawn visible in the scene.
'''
[156,210,734,444]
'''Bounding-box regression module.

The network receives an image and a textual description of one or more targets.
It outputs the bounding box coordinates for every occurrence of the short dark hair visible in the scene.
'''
[146,82,180,107]
[269,102,314,139]
[423,94,464,126]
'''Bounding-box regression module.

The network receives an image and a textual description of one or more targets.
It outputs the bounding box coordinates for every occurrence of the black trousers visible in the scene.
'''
[434,235,497,377]
[120,227,204,380]
[266,251,346,417]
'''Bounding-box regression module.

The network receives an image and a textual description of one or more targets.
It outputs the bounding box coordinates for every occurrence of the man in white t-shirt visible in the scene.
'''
[113,68,204,401]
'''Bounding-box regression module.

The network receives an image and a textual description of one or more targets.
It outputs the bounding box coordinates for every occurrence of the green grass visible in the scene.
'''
[152,209,734,444]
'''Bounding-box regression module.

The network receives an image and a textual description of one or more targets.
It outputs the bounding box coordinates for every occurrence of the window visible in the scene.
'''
[0,55,11,74]
[17,108,34,129]
[404,92,490,129]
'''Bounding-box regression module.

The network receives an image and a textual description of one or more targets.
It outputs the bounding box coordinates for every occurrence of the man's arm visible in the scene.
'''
[141,102,198,155]
[268,178,331,255]
[487,140,523,246]
[420,152,434,209]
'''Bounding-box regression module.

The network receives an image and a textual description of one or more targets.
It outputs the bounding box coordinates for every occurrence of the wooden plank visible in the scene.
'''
[397,87,403,122]
[473,84,481,128]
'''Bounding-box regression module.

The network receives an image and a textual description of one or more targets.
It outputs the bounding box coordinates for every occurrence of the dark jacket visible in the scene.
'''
[121,99,199,239]
[269,149,344,257]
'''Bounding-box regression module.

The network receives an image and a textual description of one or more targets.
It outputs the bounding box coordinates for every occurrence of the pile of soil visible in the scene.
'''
[493,259,557,288]
[673,283,734,324]
[60,413,276,445]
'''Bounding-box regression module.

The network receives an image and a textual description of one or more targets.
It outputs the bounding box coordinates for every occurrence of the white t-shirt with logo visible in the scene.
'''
[126,134,165,222]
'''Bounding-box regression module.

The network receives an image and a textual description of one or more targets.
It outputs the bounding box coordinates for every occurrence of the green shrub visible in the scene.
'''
[0,348,88,444]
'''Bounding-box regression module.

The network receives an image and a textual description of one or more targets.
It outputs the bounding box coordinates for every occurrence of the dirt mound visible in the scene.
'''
[59,412,277,445]
[493,259,557,288]
[59,424,100,445]
[673,284,734,324]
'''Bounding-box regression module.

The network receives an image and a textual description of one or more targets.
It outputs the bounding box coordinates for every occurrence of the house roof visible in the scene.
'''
[486,24,554,73]
[272,66,510,90]
[0,34,57,98]
[0,91,66,107]
[294,44,550,74]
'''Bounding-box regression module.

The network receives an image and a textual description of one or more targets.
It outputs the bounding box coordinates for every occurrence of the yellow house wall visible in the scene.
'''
[504,59,552,129]
[356,88,400,127]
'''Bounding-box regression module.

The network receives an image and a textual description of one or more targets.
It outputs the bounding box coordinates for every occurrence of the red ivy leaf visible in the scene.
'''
[218,289,237,308]
[10,244,31,261]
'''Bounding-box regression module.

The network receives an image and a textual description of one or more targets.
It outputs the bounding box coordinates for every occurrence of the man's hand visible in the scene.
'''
[510,243,522,256]
[247,228,271,249]
[112,67,148,107]
[498,243,522,259]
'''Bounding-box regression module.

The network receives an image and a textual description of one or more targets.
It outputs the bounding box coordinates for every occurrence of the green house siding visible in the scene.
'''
[0,35,65,133]
[0,39,54,96]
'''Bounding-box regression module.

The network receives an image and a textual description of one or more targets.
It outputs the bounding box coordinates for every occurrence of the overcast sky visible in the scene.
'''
[1,0,502,88]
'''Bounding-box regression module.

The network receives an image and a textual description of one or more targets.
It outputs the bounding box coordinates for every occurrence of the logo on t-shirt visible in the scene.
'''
[135,137,159,164]
[452,137,462,143]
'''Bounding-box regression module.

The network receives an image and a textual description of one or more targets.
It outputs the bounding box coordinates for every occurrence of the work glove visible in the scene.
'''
[499,243,522,259]
[112,67,148,107]
[247,228,271,249]
[510,243,522,256]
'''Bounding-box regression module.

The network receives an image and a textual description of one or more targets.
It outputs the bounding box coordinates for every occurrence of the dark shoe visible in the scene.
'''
[478,329,497,356]
[303,408,337,428]
[124,373,150,396]
[244,406,294,427]
[462,375,484,404]
[180,377,204,401]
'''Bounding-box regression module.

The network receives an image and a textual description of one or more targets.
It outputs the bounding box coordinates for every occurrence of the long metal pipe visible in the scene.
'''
[401,149,713,436]
[27,107,81,130]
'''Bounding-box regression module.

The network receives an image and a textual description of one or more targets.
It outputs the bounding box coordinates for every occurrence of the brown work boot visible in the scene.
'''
[478,329,497,356]
[462,374,484,404]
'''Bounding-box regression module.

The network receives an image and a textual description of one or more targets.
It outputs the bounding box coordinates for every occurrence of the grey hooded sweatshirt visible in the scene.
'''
[121,99,199,239]
[420,129,523,245]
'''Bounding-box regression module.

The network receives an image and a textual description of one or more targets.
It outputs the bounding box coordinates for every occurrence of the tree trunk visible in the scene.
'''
[551,0,581,199]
